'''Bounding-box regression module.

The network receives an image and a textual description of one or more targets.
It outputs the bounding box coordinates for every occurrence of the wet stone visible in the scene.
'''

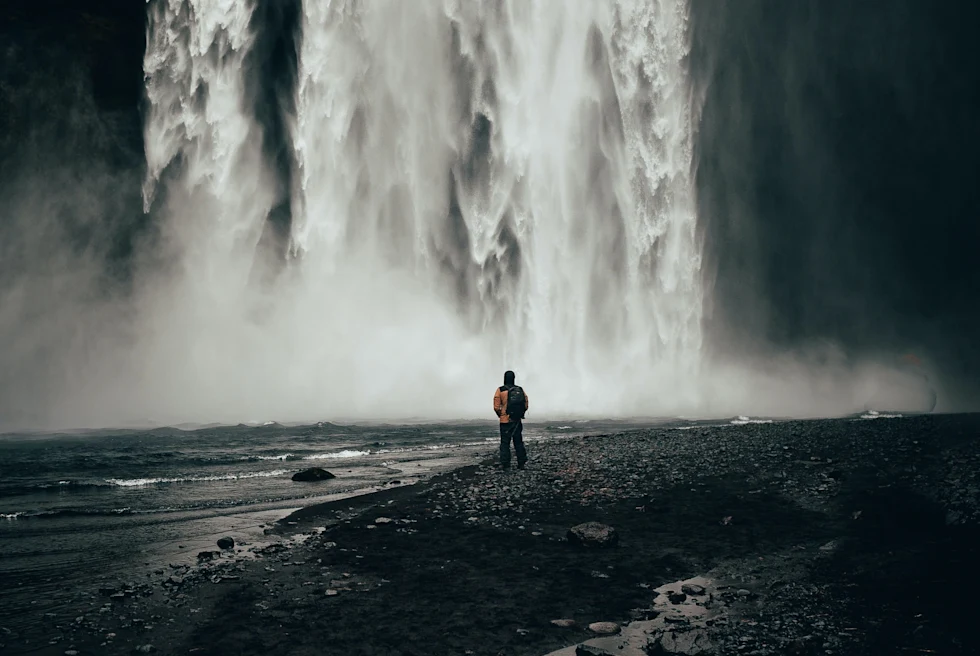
[576,645,614,656]
[291,468,336,482]
[588,621,621,635]
[567,522,619,548]
[651,628,716,655]
[629,608,660,621]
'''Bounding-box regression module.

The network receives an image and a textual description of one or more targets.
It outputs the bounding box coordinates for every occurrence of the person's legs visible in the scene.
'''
[513,420,527,468]
[499,422,512,468]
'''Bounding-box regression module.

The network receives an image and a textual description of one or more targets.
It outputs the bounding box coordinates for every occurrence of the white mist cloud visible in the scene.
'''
[0,47,140,431]
[0,2,954,431]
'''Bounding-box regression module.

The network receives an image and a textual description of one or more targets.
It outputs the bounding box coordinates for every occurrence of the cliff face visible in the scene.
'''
[1,0,145,111]
[1,0,145,155]
[691,0,980,389]
[1,1,147,274]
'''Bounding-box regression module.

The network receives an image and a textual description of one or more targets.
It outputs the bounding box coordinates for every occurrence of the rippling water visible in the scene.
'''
[0,421,493,632]
[0,418,697,635]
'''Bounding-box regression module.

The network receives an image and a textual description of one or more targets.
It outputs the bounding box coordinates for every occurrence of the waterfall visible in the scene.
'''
[139,0,704,421]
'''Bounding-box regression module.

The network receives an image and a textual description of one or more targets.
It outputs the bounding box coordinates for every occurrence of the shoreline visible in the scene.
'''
[3,413,979,655]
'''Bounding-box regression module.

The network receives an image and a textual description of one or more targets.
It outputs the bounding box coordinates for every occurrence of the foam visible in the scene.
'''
[105,469,289,487]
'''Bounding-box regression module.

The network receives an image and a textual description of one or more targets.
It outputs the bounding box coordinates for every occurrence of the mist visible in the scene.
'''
[1,0,974,431]
[0,23,145,430]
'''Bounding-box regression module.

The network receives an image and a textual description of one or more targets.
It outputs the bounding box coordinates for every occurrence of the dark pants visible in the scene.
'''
[499,421,526,468]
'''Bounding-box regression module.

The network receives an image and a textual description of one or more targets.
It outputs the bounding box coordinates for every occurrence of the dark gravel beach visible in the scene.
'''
[5,413,980,656]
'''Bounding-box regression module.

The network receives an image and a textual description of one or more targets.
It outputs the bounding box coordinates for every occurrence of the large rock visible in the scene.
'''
[574,636,650,656]
[681,583,706,596]
[216,537,234,550]
[648,628,716,655]
[567,522,619,548]
[576,645,614,656]
[291,467,336,482]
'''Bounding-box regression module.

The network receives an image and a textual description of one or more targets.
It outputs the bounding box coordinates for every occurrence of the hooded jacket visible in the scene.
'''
[493,386,529,424]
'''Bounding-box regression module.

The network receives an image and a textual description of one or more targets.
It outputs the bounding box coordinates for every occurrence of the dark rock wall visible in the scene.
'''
[691,0,980,392]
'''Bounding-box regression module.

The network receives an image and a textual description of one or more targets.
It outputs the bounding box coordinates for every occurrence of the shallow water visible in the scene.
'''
[2,417,726,636]
[0,422,461,631]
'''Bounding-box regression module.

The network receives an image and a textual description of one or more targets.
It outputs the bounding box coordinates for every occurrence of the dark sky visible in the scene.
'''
[2,0,979,400]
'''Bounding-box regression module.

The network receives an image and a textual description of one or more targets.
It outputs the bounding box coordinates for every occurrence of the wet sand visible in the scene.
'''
[5,413,980,655]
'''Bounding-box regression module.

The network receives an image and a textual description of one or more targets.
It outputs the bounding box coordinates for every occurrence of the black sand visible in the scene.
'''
[5,414,980,655]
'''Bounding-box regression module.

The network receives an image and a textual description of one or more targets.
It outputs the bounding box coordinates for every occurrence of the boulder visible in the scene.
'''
[567,522,619,548]
[291,467,336,482]
[216,537,235,550]
[576,645,613,656]
[648,628,715,655]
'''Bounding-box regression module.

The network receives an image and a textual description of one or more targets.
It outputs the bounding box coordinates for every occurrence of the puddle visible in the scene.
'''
[542,575,735,656]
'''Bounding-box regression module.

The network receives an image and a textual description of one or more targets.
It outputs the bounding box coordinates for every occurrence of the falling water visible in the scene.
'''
[138,0,704,422]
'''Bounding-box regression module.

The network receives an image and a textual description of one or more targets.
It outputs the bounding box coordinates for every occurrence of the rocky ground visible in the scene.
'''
[4,413,979,655]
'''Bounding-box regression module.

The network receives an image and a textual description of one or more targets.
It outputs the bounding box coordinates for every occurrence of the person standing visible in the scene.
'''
[493,370,529,469]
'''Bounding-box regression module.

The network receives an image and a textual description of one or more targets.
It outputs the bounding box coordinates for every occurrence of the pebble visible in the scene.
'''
[25,417,972,656]
[587,621,620,635]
